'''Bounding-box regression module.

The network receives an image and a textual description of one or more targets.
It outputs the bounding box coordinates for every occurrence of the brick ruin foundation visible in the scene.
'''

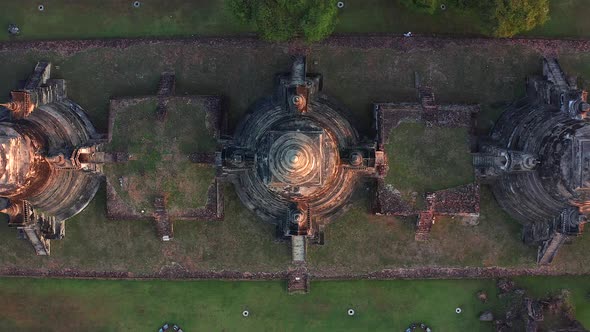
[372,72,481,242]
[104,73,224,241]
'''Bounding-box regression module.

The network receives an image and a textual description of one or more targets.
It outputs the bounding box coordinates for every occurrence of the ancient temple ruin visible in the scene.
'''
[0,62,103,255]
[219,58,484,291]
[474,58,590,264]
[219,56,386,263]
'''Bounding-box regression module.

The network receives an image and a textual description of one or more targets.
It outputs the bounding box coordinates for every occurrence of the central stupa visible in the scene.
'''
[219,56,386,240]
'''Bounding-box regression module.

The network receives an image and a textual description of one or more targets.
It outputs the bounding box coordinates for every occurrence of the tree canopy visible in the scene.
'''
[227,0,339,42]
[491,0,549,37]
[400,0,550,37]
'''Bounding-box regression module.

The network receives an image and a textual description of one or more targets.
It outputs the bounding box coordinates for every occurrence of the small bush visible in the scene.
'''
[491,0,549,37]
[226,0,253,22]
[227,0,338,42]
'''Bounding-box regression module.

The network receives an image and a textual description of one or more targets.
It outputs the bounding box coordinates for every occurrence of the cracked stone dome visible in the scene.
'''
[219,56,385,239]
[474,58,590,264]
[0,62,103,255]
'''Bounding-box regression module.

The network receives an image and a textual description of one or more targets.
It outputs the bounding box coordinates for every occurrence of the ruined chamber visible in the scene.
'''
[219,57,386,245]
[0,62,103,255]
[474,58,590,264]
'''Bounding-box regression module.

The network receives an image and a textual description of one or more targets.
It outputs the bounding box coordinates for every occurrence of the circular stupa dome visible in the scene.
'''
[269,132,320,186]
[220,56,379,238]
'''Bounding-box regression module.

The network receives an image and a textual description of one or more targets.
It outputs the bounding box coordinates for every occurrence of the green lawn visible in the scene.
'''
[0,277,588,331]
[1,0,590,41]
[526,0,590,38]
[336,0,486,35]
[385,123,474,194]
[307,187,537,272]
[0,0,252,41]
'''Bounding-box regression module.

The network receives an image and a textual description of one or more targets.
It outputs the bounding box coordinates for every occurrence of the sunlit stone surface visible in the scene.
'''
[474,58,590,264]
[0,62,103,255]
[219,56,386,242]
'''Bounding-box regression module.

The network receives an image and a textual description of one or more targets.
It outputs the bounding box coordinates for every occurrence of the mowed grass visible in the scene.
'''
[0,277,588,331]
[307,187,537,273]
[526,0,590,38]
[336,0,485,35]
[0,186,291,273]
[2,0,590,41]
[0,0,251,41]
[337,0,590,38]
[385,123,474,193]
[0,278,509,332]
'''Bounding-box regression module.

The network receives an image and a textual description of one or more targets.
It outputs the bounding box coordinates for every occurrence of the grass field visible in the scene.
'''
[385,123,474,193]
[307,187,537,272]
[1,0,590,41]
[0,0,252,41]
[0,186,291,273]
[0,276,588,331]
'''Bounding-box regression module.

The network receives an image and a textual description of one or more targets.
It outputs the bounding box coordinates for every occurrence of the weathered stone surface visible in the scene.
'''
[480,310,494,321]
[219,56,385,251]
[497,278,516,294]
[477,290,489,303]
[0,62,103,255]
[474,58,590,264]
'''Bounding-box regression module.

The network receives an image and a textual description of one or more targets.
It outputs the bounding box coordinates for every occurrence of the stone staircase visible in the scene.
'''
[537,232,567,265]
[415,193,436,241]
[544,58,569,91]
[418,86,440,127]
[154,195,172,241]
[157,72,176,97]
[291,235,306,262]
[287,235,310,294]
[287,264,309,294]
[415,211,434,241]
[156,71,175,121]
[24,61,51,90]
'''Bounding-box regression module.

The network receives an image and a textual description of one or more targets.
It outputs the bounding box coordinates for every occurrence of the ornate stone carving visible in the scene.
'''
[474,58,590,264]
[219,56,385,251]
[0,62,103,255]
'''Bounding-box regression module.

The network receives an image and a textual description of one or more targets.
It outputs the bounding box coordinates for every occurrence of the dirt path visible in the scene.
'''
[1,34,590,57]
[0,265,584,281]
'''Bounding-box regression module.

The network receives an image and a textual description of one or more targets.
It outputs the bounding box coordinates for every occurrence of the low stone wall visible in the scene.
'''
[1,34,589,58]
[0,266,582,281]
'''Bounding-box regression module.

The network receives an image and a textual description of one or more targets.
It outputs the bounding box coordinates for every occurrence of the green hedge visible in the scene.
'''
[400,0,550,37]
[491,0,549,37]
[227,0,339,42]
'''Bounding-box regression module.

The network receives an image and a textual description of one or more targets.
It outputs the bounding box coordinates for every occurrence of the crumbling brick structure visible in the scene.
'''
[104,72,223,241]
[373,73,480,241]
